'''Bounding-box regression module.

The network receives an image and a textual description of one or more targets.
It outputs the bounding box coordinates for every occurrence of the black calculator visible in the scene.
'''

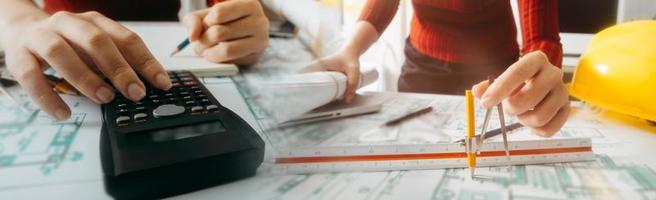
[100,70,264,199]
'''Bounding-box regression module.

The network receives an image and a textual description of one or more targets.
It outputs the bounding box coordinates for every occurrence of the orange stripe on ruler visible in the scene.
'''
[275,147,592,164]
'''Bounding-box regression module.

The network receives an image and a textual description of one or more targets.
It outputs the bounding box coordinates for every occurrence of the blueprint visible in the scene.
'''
[0,92,104,190]
[1,36,656,199]
[183,155,656,200]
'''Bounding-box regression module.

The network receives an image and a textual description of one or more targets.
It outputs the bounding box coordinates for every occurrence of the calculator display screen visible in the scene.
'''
[125,121,227,145]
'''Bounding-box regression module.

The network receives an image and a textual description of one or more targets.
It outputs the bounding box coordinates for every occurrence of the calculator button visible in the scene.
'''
[172,82,182,87]
[134,113,148,122]
[118,108,129,114]
[183,96,192,100]
[117,103,127,108]
[116,116,130,125]
[177,72,192,77]
[180,91,190,95]
[193,90,203,94]
[206,105,219,112]
[135,106,146,112]
[183,81,197,86]
[199,98,210,105]
[164,93,174,97]
[149,94,158,99]
[191,106,204,113]
[185,101,196,106]
[180,77,193,81]
[153,104,186,118]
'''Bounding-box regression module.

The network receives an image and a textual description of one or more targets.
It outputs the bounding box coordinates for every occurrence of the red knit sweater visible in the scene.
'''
[359,0,562,67]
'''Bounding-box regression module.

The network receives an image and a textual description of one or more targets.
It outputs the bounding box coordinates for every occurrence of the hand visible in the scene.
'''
[472,51,570,137]
[0,11,171,120]
[305,50,361,103]
[183,0,269,66]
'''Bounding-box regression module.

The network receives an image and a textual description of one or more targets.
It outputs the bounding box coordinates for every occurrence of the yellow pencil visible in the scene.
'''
[465,90,476,177]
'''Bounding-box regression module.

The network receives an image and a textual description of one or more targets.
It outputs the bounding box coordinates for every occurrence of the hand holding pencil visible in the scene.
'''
[180,0,269,65]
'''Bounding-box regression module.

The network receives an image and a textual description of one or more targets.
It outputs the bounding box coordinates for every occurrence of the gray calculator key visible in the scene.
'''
[153,104,186,118]
[191,106,204,113]
[206,105,219,112]
[116,116,130,125]
[134,113,148,121]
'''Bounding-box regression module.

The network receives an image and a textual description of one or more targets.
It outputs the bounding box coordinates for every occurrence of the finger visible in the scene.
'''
[531,104,570,137]
[204,0,257,27]
[183,9,210,42]
[471,80,490,99]
[200,36,267,63]
[25,29,112,104]
[199,16,259,47]
[517,84,568,127]
[7,48,70,120]
[504,66,561,115]
[343,63,360,103]
[481,51,549,108]
[49,12,146,101]
[79,11,171,91]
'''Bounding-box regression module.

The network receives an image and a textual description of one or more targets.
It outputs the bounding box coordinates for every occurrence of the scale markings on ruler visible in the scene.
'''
[273,138,594,174]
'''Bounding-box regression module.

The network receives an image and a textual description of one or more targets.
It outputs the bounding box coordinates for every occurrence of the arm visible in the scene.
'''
[308,0,399,102]
[0,0,47,29]
[0,0,171,120]
[518,0,563,67]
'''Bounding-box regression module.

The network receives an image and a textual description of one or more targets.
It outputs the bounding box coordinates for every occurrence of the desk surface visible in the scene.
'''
[2,23,656,200]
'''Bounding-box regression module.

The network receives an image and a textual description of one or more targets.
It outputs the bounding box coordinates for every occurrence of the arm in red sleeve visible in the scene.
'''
[358,0,400,35]
[518,0,563,67]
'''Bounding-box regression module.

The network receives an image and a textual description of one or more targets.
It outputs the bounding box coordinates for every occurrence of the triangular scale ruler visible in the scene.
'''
[273,137,593,174]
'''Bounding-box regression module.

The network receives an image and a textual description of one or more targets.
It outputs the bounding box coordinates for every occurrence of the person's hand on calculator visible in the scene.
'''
[0,1,172,121]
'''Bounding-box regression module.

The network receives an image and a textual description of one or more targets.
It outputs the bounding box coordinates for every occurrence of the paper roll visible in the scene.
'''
[249,68,378,123]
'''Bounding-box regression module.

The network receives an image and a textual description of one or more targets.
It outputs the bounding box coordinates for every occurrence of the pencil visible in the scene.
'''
[465,90,476,177]
[454,122,523,144]
[384,106,433,126]
[169,38,190,57]
[44,75,79,95]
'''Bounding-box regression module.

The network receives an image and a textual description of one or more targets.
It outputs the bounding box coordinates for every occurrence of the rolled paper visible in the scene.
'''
[249,67,379,124]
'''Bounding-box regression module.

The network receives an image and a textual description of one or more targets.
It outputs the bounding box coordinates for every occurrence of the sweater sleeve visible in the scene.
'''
[518,0,563,67]
[358,0,401,35]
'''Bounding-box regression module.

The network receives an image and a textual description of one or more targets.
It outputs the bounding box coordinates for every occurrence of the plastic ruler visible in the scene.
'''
[273,137,594,174]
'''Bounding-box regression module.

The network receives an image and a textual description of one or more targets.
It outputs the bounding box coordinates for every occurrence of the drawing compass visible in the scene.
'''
[476,76,511,168]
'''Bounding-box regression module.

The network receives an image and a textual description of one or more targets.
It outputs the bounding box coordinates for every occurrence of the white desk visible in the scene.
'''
[1,23,656,200]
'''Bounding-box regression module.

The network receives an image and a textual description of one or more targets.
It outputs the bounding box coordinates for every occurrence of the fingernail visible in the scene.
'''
[96,86,115,103]
[55,109,69,121]
[127,83,145,100]
[156,73,172,90]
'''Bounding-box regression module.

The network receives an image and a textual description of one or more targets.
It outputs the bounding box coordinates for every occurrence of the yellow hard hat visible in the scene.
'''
[569,20,656,122]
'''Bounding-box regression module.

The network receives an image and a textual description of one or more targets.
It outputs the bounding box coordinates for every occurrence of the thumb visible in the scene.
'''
[343,63,360,103]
